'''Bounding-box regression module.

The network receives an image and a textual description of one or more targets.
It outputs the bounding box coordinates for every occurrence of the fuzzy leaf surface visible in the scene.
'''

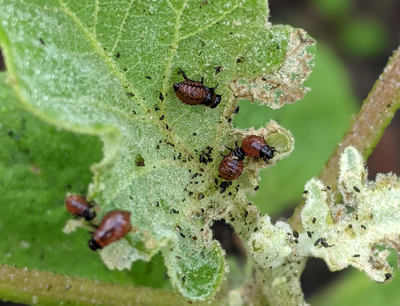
[300,147,400,283]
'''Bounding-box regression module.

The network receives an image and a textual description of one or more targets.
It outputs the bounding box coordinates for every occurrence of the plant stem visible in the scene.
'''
[289,45,400,230]
[0,264,227,306]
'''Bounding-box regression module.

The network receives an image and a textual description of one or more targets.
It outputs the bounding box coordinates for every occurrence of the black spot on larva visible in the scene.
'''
[166,142,175,147]
[307,231,312,238]
[254,186,259,191]
[159,115,165,120]
[348,224,353,228]
[155,107,160,111]
[135,155,145,167]
[127,92,134,97]
[198,193,204,200]
[353,186,360,192]
[312,217,316,223]
[116,52,120,58]
[159,92,164,101]
[361,225,366,230]
[171,209,179,214]
[385,273,392,280]
[353,254,360,257]
[182,276,186,282]
[124,68,127,71]
[234,106,240,114]
[293,230,299,238]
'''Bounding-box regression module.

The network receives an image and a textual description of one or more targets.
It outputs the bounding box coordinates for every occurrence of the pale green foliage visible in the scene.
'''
[301,146,400,283]
[0,0,315,301]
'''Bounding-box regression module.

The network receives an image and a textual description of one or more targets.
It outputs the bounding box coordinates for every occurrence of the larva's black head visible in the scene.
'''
[88,238,101,251]
[173,83,180,91]
[204,85,221,108]
[232,141,245,161]
[260,146,275,163]
[209,94,221,109]
[83,209,96,221]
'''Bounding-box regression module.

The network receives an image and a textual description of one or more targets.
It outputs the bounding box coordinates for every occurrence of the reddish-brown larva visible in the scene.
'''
[173,68,221,108]
[65,194,96,221]
[218,145,245,181]
[242,135,275,162]
[88,210,132,251]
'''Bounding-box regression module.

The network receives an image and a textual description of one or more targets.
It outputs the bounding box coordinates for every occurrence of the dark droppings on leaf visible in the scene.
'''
[39,38,45,45]
[236,56,244,63]
[307,231,312,238]
[124,68,127,71]
[234,106,240,114]
[193,133,197,136]
[385,273,392,280]
[353,254,360,257]
[312,217,316,223]
[127,92,134,97]
[180,233,186,238]
[227,118,232,123]
[166,142,175,147]
[159,115,165,120]
[353,186,360,192]
[293,230,299,238]
[303,190,308,194]
[146,76,151,80]
[254,186,259,191]
[171,209,179,214]
[116,52,120,58]
[156,202,160,207]
[361,225,366,230]
[155,106,160,111]
[159,92,164,101]
[348,224,353,228]
[214,66,223,75]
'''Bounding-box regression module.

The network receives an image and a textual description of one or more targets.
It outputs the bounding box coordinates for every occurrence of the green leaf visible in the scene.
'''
[0,72,169,289]
[0,0,314,301]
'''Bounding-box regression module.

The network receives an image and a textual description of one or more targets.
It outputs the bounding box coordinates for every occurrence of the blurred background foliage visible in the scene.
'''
[1,0,400,305]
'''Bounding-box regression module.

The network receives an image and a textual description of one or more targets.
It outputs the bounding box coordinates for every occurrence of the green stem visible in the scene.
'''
[289,45,400,230]
[0,264,227,306]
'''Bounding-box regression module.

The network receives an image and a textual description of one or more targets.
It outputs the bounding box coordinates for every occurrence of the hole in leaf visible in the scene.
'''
[135,155,145,167]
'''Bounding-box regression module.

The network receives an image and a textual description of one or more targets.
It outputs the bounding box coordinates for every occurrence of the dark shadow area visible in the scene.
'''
[301,257,347,299]
[0,49,4,71]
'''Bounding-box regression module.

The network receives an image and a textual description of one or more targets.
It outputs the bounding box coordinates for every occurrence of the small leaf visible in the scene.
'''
[301,146,400,283]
